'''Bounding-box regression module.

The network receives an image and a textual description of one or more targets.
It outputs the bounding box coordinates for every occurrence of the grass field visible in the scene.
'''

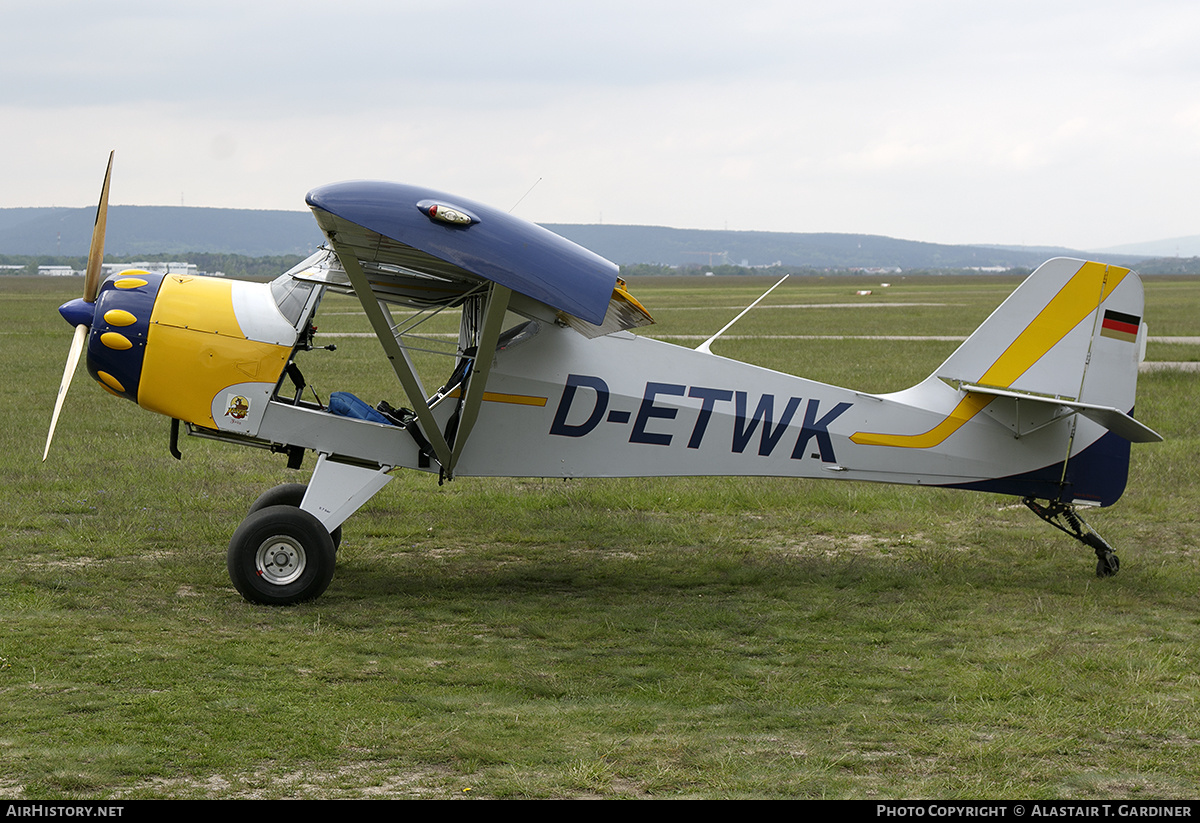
[1,272,1198,799]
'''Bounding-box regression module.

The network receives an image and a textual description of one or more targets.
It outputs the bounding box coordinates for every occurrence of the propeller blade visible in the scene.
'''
[83,151,114,303]
[43,324,89,461]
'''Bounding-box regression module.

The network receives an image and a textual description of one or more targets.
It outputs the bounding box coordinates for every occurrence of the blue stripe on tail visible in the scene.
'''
[943,426,1131,506]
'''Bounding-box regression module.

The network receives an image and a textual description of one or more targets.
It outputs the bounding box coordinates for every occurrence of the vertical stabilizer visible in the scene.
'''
[931,258,1150,505]
[935,258,1143,404]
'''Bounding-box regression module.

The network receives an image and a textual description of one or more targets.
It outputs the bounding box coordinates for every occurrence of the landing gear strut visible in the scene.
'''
[1023,497,1120,577]
[248,483,342,550]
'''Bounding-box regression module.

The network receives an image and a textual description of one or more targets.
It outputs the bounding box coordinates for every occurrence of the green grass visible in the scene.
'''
[1,273,1198,799]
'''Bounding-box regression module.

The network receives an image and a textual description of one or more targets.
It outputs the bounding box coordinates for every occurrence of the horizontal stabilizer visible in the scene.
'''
[960,382,1162,443]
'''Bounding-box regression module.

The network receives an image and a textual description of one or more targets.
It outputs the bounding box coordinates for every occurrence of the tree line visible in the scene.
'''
[0,252,307,280]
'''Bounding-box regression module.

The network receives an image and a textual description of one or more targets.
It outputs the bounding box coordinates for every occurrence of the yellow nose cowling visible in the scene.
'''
[139,275,292,428]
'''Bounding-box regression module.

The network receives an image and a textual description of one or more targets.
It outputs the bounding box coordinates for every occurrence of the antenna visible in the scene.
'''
[696,274,789,355]
[509,178,542,214]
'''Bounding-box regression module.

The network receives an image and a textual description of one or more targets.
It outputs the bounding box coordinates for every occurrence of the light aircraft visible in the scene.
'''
[45,153,1162,605]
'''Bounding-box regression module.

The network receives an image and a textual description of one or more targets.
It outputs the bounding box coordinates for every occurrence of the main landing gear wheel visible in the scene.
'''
[1023,497,1121,579]
[227,505,336,605]
[248,483,342,550]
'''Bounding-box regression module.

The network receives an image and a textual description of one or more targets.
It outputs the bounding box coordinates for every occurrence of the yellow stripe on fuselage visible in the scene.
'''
[445,387,547,407]
[851,262,1127,449]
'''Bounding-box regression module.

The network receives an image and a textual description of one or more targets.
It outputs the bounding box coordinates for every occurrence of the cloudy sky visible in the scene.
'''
[6,0,1199,250]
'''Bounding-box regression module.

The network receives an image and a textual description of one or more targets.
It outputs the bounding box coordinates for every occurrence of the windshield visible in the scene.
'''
[269,274,317,327]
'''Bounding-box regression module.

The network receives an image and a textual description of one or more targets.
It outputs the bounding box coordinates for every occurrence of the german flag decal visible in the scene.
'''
[1101,309,1140,343]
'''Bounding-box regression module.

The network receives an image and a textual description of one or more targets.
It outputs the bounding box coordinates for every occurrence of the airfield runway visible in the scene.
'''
[319,332,1200,371]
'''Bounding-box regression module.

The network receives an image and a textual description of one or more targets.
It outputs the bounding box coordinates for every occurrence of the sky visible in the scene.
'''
[6,0,1200,251]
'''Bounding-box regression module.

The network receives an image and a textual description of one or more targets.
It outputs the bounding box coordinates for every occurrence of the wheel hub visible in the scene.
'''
[255,536,306,585]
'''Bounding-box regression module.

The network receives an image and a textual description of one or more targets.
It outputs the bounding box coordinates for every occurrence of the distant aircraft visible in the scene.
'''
[45,153,1161,604]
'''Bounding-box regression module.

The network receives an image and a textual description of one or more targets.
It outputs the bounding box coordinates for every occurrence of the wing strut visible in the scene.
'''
[449,283,511,469]
[331,244,513,480]
[333,246,454,470]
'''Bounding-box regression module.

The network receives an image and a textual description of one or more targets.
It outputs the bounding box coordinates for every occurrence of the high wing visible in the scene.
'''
[307,180,619,322]
[303,180,653,477]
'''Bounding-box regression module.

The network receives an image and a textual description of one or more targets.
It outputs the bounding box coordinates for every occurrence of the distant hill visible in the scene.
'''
[0,206,322,257]
[0,205,1150,270]
[540,224,1092,270]
[1095,235,1200,258]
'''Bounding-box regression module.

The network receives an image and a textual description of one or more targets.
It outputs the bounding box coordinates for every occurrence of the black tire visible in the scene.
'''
[227,505,336,605]
[1096,553,1120,578]
[248,483,342,550]
[248,483,309,513]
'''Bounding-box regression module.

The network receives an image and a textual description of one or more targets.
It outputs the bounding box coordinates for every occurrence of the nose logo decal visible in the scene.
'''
[225,395,251,420]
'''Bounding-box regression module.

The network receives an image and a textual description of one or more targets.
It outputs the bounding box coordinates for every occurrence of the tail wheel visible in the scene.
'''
[227,505,336,605]
[248,483,342,550]
[1023,497,1121,578]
